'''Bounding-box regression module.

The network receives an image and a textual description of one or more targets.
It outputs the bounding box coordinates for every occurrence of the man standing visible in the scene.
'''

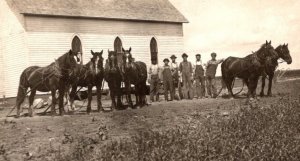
[206,52,224,98]
[148,58,160,102]
[179,53,194,99]
[170,55,181,100]
[162,58,174,101]
[194,54,206,99]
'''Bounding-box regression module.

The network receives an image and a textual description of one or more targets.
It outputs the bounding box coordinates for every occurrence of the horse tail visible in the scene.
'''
[16,69,30,106]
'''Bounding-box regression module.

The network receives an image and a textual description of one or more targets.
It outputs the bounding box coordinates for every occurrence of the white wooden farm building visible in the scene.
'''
[0,0,188,98]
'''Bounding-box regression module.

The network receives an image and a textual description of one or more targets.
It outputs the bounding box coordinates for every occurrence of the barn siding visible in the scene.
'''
[24,16,183,37]
[27,32,184,70]
[0,0,29,98]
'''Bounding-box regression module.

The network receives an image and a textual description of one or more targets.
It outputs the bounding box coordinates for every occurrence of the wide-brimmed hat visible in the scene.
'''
[211,52,217,56]
[163,58,170,62]
[195,54,201,57]
[170,55,177,59]
[182,53,188,58]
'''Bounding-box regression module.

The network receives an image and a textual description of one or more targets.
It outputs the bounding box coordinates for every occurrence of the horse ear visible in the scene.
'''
[69,49,73,55]
[129,47,132,53]
[269,40,272,44]
[91,50,95,56]
[122,48,126,53]
[100,50,103,55]
[286,43,288,47]
[266,40,268,45]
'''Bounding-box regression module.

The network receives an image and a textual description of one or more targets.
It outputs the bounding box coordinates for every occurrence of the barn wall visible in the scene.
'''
[0,0,29,98]
[24,16,183,37]
[27,32,184,70]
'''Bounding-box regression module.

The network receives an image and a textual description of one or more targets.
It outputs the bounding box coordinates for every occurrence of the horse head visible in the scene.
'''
[276,44,292,64]
[122,47,134,70]
[107,49,117,72]
[90,50,104,75]
[55,49,81,78]
[257,40,278,62]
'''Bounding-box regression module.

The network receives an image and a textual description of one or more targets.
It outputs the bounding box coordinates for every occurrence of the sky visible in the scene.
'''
[169,0,300,73]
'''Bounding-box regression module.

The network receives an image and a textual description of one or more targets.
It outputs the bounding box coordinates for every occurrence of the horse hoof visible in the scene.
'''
[260,93,265,97]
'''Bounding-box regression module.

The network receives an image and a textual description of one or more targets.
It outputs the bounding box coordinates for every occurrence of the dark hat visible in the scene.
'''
[170,55,177,59]
[182,53,188,58]
[196,54,201,57]
[163,58,170,62]
[211,52,217,56]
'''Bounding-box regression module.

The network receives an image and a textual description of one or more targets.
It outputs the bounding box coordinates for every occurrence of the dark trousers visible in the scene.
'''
[195,76,206,98]
[150,75,160,102]
[163,79,174,101]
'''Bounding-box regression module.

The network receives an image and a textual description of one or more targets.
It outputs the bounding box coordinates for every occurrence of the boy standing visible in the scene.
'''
[206,52,224,98]
[148,58,160,102]
[162,58,174,101]
[194,54,206,99]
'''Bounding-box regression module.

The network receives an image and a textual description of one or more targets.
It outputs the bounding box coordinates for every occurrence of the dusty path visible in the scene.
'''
[0,79,299,161]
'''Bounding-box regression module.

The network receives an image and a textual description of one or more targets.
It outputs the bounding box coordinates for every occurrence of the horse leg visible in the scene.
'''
[267,73,274,97]
[87,85,93,114]
[108,82,116,110]
[260,76,266,97]
[249,76,259,99]
[28,89,36,117]
[116,81,123,109]
[51,89,57,116]
[225,77,234,98]
[69,85,77,111]
[16,86,28,117]
[126,81,134,108]
[96,83,103,112]
[58,83,65,116]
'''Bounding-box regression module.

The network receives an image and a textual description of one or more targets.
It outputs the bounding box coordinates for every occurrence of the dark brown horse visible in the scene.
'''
[221,41,278,98]
[16,50,80,117]
[104,50,123,110]
[69,50,104,113]
[122,47,148,108]
[260,44,292,96]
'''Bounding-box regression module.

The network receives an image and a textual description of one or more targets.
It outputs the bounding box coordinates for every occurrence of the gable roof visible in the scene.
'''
[5,0,188,23]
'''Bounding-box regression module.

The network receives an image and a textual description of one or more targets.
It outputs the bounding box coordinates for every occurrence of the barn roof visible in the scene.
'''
[5,0,188,23]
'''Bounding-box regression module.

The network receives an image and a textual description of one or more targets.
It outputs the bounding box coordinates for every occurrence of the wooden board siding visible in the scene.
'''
[0,0,29,98]
[24,16,183,37]
[27,32,184,70]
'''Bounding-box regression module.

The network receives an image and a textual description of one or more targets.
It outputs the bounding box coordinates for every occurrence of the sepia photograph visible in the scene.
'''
[0,0,299,160]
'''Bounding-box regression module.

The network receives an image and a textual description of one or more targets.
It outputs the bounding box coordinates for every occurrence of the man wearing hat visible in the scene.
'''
[161,58,174,101]
[193,54,206,99]
[170,55,181,100]
[179,53,194,99]
[148,57,160,102]
[206,52,224,98]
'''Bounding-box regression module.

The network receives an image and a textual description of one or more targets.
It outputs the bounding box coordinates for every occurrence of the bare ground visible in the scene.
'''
[0,78,299,161]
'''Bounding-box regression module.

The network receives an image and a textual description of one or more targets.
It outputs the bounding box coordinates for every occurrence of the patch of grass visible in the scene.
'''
[55,96,300,161]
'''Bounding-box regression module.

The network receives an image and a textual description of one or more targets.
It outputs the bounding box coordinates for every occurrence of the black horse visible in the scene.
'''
[221,41,278,98]
[260,44,292,97]
[104,50,123,110]
[16,50,80,117]
[122,47,148,108]
[69,50,104,113]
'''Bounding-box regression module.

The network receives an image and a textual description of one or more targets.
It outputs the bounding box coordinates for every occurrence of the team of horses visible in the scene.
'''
[15,41,292,117]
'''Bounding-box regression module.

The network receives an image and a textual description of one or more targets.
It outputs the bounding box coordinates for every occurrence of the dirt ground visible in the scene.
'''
[0,78,300,161]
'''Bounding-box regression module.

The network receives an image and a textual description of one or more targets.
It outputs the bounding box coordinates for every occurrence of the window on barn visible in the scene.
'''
[150,37,158,62]
[72,36,83,64]
[114,37,123,55]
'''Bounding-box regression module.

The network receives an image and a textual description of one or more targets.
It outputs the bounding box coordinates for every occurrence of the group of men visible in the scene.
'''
[148,53,224,102]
